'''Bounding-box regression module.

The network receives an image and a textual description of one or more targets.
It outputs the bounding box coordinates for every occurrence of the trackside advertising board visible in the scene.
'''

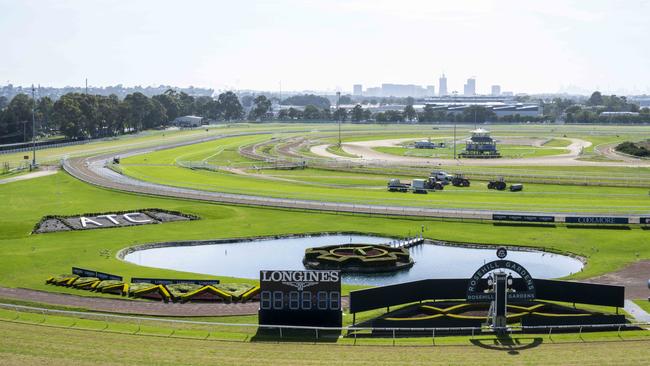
[130,278,219,285]
[72,267,122,281]
[564,216,629,225]
[492,214,555,223]
[258,270,342,327]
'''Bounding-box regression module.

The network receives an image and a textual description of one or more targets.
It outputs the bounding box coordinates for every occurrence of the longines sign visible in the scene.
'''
[259,270,342,327]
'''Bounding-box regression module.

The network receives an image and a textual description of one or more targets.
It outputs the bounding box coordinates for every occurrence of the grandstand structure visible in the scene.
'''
[459,128,501,158]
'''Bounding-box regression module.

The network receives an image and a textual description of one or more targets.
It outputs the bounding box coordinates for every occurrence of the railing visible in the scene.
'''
[0,302,647,344]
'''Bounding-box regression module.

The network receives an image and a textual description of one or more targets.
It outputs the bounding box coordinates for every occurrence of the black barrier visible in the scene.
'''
[492,214,555,223]
[72,267,122,281]
[640,217,650,224]
[349,278,624,314]
[349,279,467,314]
[130,278,219,285]
[533,279,625,307]
[565,216,629,225]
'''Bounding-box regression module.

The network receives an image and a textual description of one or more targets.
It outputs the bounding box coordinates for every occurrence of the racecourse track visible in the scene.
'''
[63,131,650,222]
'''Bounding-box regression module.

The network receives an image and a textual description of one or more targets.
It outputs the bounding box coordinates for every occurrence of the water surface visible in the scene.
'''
[124,234,583,285]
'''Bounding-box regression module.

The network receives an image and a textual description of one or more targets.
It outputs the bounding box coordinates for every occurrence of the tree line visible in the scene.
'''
[0,90,244,143]
[3,90,649,144]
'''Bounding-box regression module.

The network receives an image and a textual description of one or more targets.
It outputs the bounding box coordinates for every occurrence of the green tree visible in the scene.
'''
[302,105,321,120]
[403,105,416,122]
[153,93,180,121]
[249,95,272,120]
[36,97,54,131]
[281,94,330,109]
[362,109,372,121]
[1,94,35,142]
[351,104,364,122]
[287,107,302,120]
[374,112,388,123]
[217,91,244,121]
[320,107,332,120]
[385,110,403,122]
[588,91,604,106]
[52,94,85,139]
[333,107,347,122]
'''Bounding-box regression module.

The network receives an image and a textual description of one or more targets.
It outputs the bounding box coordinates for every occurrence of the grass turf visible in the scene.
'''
[374,144,567,159]
[633,300,650,313]
[1,171,650,296]
[118,163,650,213]
[0,318,649,365]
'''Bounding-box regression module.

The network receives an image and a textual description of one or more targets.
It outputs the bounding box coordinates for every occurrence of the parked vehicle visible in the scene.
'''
[509,183,524,192]
[431,171,453,185]
[451,174,470,187]
[487,177,507,191]
[412,179,429,194]
[387,178,410,192]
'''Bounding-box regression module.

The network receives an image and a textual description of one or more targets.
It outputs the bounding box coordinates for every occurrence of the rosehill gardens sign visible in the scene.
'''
[466,259,536,302]
[33,209,199,234]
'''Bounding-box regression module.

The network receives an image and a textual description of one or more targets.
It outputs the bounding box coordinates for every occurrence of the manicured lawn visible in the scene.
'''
[118,163,650,213]
[0,320,648,365]
[1,172,650,297]
[374,144,567,159]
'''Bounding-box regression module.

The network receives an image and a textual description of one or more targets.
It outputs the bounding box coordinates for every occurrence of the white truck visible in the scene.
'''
[431,171,453,184]
[412,179,428,194]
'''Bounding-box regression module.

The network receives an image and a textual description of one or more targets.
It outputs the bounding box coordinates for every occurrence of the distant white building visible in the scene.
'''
[491,85,501,96]
[600,111,640,117]
[438,74,448,96]
[463,78,476,96]
[172,115,204,127]
[353,84,363,96]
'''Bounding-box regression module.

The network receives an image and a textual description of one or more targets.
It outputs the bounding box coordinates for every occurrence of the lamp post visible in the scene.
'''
[31,84,36,169]
[336,92,341,147]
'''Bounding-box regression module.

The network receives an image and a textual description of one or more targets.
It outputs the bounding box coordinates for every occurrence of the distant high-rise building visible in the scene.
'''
[366,87,382,96]
[426,85,435,96]
[380,83,426,97]
[353,84,363,96]
[463,78,476,96]
[491,85,501,96]
[438,74,448,96]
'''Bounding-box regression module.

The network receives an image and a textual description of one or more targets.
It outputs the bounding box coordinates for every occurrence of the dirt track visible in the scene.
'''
[584,260,650,299]
[310,137,650,167]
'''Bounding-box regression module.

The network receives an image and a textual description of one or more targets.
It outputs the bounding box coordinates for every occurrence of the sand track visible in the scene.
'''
[309,137,650,167]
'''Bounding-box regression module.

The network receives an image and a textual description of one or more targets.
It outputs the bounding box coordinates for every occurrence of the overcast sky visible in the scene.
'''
[2,0,649,95]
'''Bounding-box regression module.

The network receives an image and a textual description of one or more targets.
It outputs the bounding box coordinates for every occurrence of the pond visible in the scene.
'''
[123,234,584,286]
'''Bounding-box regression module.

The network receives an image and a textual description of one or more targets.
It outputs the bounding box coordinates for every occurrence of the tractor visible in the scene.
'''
[451,174,470,187]
[487,177,507,191]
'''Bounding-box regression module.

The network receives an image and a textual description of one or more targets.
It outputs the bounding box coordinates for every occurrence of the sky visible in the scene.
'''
[1,0,649,95]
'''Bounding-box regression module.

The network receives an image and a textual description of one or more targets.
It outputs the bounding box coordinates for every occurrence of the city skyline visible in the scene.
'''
[1,1,650,95]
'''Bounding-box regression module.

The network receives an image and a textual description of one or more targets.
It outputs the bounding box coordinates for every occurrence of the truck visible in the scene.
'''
[387,178,410,192]
[431,171,453,185]
[412,179,429,194]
